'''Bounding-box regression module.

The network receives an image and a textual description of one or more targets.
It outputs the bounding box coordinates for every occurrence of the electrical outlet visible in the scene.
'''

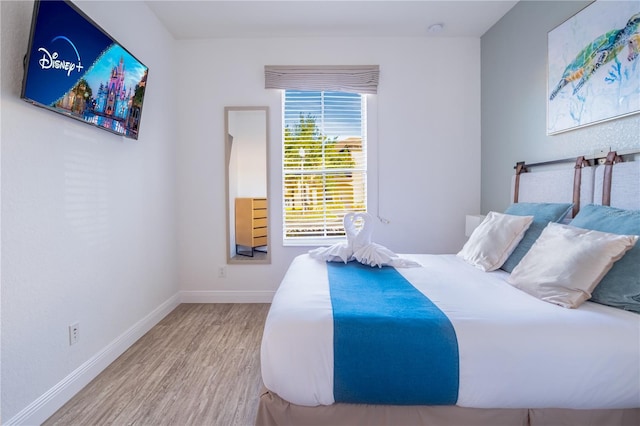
[218,266,226,278]
[69,323,79,345]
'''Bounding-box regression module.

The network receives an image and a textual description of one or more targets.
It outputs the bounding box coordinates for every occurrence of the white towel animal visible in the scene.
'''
[308,212,361,263]
[307,239,352,263]
[309,212,420,268]
[353,242,421,268]
[345,212,373,252]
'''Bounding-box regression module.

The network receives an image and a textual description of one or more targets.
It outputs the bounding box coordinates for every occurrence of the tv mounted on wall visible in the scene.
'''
[21,0,148,140]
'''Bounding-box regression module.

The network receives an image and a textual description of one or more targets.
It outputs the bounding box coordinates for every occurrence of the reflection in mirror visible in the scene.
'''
[225,107,270,264]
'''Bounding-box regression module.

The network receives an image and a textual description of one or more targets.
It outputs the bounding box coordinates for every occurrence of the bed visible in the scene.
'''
[257,154,640,426]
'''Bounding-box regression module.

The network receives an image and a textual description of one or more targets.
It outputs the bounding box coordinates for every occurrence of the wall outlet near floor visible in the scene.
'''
[69,323,79,345]
[218,266,226,278]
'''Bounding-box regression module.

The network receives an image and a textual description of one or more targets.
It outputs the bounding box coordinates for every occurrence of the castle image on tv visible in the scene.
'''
[56,54,147,138]
[21,1,149,139]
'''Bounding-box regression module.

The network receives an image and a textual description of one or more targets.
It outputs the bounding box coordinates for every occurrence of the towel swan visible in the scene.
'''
[309,212,420,268]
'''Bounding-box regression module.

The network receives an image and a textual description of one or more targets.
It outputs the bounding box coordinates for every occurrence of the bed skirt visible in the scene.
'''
[255,389,640,426]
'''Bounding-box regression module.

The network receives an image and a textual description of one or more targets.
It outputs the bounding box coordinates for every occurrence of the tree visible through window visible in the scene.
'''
[283,90,367,243]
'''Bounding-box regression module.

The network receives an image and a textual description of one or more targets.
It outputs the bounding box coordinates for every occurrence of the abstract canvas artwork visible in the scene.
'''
[547,0,640,134]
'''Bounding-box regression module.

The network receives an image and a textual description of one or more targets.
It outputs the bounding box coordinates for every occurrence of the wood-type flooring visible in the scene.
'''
[43,303,270,426]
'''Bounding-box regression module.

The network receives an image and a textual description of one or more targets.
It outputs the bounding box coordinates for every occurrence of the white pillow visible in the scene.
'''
[457,211,533,271]
[508,222,638,309]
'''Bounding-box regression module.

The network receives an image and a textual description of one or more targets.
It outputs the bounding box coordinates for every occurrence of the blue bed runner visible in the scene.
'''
[327,261,459,405]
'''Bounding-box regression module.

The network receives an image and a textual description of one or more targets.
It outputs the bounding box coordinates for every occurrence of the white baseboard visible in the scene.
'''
[5,293,181,426]
[180,290,274,303]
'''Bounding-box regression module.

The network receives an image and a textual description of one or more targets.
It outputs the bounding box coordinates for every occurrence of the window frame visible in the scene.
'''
[281,90,368,246]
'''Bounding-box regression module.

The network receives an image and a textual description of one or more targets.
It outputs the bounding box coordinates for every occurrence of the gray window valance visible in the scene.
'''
[264,65,379,94]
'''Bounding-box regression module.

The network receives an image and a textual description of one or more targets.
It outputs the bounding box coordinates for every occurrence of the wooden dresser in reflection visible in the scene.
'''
[235,197,268,256]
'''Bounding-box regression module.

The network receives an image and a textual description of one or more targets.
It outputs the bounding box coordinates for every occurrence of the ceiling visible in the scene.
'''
[146,0,519,39]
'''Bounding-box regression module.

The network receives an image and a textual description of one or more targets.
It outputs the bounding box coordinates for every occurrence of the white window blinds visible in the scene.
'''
[265,65,379,94]
[282,90,367,242]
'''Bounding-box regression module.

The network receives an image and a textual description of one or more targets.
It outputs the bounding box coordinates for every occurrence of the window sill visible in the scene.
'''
[283,237,345,247]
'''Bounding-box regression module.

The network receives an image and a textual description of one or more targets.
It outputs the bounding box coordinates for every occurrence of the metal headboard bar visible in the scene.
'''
[512,148,639,212]
[513,148,640,171]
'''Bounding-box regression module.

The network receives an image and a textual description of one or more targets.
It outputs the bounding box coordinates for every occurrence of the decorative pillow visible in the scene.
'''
[570,204,640,313]
[457,211,533,272]
[508,222,638,309]
[501,203,573,273]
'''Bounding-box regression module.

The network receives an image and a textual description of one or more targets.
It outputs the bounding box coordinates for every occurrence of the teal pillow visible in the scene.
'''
[500,202,573,273]
[570,204,640,314]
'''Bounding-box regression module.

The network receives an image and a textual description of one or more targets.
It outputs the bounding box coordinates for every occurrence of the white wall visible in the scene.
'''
[481,0,640,213]
[1,1,179,423]
[176,37,481,300]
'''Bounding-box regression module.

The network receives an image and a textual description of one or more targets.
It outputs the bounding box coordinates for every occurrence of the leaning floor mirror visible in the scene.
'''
[225,106,270,264]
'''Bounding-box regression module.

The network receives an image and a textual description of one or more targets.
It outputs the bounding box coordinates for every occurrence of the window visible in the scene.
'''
[282,90,367,244]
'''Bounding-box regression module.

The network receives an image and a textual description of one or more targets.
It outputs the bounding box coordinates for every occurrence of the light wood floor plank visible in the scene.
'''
[43,303,270,426]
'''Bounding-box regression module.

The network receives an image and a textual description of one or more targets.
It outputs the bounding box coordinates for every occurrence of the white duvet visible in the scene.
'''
[261,254,640,409]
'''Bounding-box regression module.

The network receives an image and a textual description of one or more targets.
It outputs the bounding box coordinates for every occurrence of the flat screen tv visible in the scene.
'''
[21,0,148,140]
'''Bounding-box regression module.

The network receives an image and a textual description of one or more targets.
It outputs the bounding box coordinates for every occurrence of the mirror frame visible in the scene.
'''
[224,106,271,264]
